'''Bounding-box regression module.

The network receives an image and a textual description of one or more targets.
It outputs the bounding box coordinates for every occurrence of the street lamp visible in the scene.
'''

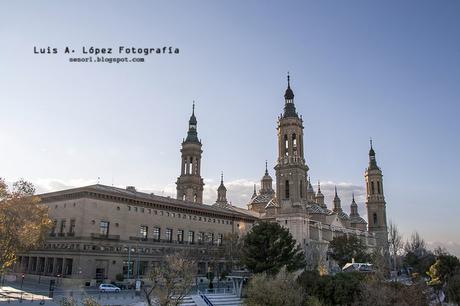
[20,273,25,290]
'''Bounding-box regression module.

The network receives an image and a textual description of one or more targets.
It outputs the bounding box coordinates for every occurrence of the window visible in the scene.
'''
[217,234,223,245]
[140,226,148,240]
[209,233,214,245]
[198,232,205,244]
[284,134,289,156]
[165,228,173,242]
[50,220,57,235]
[285,180,290,199]
[377,181,381,194]
[300,180,303,198]
[371,181,375,194]
[99,221,109,236]
[153,227,161,241]
[373,213,378,225]
[292,133,297,155]
[69,219,76,234]
[60,220,66,234]
[188,231,195,244]
[177,230,184,243]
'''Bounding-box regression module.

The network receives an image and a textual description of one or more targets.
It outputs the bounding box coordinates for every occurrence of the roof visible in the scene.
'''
[265,198,280,209]
[336,211,350,221]
[306,203,327,214]
[248,193,274,205]
[39,184,258,221]
[350,215,367,224]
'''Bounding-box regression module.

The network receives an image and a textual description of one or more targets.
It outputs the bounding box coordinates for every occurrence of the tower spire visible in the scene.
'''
[368,138,378,169]
[185,102,199,143]
[265,160,268,175]
[220,171,224,185]
[283,73,297,118]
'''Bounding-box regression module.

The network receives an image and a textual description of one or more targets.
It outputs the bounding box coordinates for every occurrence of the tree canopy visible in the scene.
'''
[328,235,371,268]
[427,253,460,303]
[241,221,306,275]
[0,178,52,273]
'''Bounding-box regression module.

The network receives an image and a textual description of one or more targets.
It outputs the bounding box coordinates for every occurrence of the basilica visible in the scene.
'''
[15,76,389,283]
[180,75,389,258]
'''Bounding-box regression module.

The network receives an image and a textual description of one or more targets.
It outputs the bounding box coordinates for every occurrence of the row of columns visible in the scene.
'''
[15,256,73,277]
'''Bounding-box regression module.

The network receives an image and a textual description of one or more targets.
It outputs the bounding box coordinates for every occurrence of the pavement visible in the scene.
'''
[0,279,143,306]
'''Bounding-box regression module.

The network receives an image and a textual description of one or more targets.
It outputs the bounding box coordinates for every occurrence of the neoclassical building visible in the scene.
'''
[15,76,388,283]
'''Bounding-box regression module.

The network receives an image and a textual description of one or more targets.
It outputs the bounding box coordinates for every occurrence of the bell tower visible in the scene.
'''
[274,74,309,207]
[176,103,204,203]
[365,139,389,254]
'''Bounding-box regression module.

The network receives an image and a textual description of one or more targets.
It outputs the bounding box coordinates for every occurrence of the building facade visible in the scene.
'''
[16,76,389,283]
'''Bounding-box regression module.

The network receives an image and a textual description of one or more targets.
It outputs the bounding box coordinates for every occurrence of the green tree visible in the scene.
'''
[297,270,365,305]
[245,268,304,306]
[447,273,460,304]
[427,254,460,303]
[328,235,371,268]
[0,178,52,273]
[241,222,306,275]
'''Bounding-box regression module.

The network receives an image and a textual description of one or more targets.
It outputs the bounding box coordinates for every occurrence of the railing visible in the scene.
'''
[90,233,120,240]
[201,287,235,295]
[198,291,215,306]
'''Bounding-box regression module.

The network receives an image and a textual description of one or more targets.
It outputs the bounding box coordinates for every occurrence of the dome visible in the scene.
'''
[284,87,294,100]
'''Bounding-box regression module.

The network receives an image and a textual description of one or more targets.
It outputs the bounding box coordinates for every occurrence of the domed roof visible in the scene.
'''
[350,215,367,224]
[284,86,294,100]
[249,193,275,205]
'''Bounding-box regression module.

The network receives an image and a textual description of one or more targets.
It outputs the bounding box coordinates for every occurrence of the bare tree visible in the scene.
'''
[245,267,304,306]
[143,251,197,306]
[388,221,403,271]
[404,231,427,257]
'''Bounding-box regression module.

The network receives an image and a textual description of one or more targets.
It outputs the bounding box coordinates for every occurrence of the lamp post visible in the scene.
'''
[20,273,25,290]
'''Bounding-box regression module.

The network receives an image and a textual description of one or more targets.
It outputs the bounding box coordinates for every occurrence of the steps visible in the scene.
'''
[204,293,243,306]
[178,295,197,306]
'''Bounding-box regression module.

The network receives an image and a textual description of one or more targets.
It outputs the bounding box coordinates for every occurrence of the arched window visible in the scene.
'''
[292,134,297,155]
[371,181,375,194]
[285,180,290,199]
[299,180,303,198]
[284,135,289,156]
[377,181,381,194]
[189,157,193,174]
[373,213,378,225]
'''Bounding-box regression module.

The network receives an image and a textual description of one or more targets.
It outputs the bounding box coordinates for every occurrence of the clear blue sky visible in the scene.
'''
[1,1,459,254]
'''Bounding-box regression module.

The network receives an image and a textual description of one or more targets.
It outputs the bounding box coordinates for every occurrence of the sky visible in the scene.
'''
[0,1,459,255]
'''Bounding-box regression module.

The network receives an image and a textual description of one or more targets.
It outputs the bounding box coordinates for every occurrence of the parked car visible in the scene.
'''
[99,283,121,293]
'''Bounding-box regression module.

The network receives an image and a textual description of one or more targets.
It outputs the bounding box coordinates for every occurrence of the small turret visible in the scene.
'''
[350,193,359,217]
[333,186,342,213]
[261,161,274,194]
[315,181,326,208]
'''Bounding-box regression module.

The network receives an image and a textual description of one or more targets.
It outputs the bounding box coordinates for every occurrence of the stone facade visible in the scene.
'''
[14,185,257,283]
